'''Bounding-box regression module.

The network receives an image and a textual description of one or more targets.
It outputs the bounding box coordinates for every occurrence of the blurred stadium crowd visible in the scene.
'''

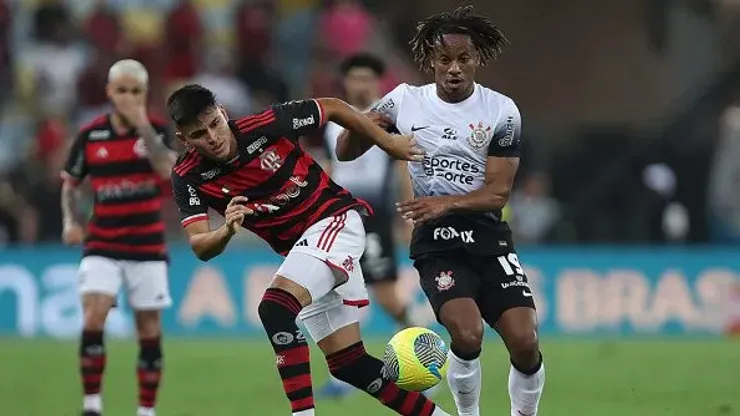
[0,0,739,247]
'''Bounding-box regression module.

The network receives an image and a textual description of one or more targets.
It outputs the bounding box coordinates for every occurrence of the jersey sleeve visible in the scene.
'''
[488,99,522,157]
[171,173,209,227]
[369,83,407,125]
[61,132,88,186]
[273,99,326,139]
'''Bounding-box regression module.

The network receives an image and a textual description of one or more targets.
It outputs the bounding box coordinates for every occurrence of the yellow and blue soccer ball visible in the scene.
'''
[382,327,449,391]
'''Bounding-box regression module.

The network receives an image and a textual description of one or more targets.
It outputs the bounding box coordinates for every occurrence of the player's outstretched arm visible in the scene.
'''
[184,196,250,261]
[318,98,423,162]
[334,111,393,161]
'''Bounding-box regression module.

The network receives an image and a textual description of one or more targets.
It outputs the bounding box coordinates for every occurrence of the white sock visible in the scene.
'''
[508,360,545,416]
[136,407,155,416]
[83,394,102,412]
[446,350,482,416]
[293,409,315,416]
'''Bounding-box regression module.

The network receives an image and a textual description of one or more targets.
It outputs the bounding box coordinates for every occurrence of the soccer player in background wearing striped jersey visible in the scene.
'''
[60,60,177,416]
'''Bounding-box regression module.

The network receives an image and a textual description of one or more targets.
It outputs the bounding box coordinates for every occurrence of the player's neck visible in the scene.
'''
[110,112,133,135]
[436,83,475,104]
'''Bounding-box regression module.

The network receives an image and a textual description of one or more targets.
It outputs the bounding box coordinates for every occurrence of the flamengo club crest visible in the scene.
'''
[435,271,455,291]
[467,121,492,150]
[259,149,283,172]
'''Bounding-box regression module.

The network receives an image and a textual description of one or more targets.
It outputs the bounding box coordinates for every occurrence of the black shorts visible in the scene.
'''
[414,248,535,326]
[360,210,398,284]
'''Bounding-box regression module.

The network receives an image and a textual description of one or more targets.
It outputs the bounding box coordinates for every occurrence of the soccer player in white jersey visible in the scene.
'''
[334,6,545,416]
[319,53,418,398]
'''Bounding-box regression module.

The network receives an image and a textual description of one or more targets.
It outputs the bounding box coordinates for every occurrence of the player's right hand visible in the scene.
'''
[225,196,252,234]
[385,135,425,162]
[62,222,85,245]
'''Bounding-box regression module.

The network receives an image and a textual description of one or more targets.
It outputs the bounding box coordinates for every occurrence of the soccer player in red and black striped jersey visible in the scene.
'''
[60,60,177,416]
[168,84,451,416]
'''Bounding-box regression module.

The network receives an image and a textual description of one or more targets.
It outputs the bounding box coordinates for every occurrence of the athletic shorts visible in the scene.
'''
[78,256,172,310]
[360,209,399,284]
[414,248,535,326]
[276,209,369,342]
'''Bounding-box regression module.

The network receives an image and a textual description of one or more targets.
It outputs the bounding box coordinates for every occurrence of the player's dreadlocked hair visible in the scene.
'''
[410,5,509,71]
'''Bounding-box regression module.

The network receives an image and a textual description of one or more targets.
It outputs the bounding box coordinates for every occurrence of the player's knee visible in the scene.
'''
[83,308,108,331]
[506,328,540,364]
[445,319,483,353]
[135,311,162,339]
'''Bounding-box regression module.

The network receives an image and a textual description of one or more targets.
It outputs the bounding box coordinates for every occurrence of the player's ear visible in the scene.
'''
[174,131,191,148]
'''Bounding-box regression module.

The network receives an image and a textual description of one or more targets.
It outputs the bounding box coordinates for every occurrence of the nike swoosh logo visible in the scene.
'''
[522,289,533,297]
[411,125,430,132]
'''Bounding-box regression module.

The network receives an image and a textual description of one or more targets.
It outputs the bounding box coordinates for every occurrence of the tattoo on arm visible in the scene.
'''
[61,182,79,226]
[138,124,175,177]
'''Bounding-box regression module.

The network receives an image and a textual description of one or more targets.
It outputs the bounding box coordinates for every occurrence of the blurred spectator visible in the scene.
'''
[318,0,374,60]
[642,163,689,243]
[193,48,252,117]
[235,0,274,67]
[0,0,11,106]
[163,0,203,82]
[708,104,740,243]
[84,2,124,56]
[508,172,561,244]
[19,2,86,117]
[76,53,115,126]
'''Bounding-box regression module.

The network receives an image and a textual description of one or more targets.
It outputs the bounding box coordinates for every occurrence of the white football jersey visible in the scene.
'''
[324,116,393,205]
[371,83,522,217]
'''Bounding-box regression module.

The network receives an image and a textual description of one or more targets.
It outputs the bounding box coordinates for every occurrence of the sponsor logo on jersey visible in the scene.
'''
[433,226,474,243]
[247,136,269,154]
[97,179,160,201]
[442,127,458,140]
[467,122,492,150]
[89,130,111,141]
[292,115,315,130]
[498,116,516,147]
[373,99,395,114]
[201,167,222,180]
[422,156,482,185]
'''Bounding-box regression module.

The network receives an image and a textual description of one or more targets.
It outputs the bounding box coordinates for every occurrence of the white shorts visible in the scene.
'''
[78,256,172,310]
[276,209,369,341]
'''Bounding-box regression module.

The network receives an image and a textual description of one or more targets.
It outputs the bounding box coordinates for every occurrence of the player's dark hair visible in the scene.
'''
[339,53,386,77]
[166,84,217,126]
[410,5,509,71]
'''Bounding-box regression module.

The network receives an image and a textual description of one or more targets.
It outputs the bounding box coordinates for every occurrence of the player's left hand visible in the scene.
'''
[396,196,455,224]
[115,94,149,128]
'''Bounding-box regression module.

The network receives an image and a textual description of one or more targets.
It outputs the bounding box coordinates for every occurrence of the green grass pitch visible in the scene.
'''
[1,338,738,415]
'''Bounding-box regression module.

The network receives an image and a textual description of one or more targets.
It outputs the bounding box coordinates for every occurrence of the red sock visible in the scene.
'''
[80,330,106,396]
[258,288,314,413]
[137,337,163,409]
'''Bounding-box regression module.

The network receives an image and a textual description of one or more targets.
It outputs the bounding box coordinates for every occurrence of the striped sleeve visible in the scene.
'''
[171,172,209,227]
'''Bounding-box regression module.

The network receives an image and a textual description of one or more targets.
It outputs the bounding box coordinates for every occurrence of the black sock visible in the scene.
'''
[511,351,543,375]
[451,344,481,361]
[258,288,313,413]
[80,330,106,397]
[137,337,163,409]
[328,341,438,416]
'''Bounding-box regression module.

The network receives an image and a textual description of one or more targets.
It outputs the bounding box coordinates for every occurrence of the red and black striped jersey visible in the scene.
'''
[171,99,372,256]
[61,114,173,261]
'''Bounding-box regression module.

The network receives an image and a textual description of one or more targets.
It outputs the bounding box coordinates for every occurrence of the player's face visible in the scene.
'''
[431,34,477,102]
[106,74,147,113]
[176,105,237,161]
[343,67,380,108]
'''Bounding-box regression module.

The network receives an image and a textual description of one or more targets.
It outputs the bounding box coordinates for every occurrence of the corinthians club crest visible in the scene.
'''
[467,121,492,150]
[435,270,455,291]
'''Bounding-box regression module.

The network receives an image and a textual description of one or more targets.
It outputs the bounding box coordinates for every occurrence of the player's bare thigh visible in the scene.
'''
[270,275,315,308]
[134,310,162,339]
[439,298,484,353]
[492,307,540,368]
